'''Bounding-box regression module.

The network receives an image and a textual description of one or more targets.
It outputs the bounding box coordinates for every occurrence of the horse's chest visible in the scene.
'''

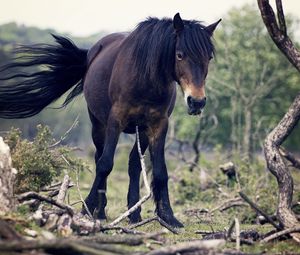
[123,106,163,134]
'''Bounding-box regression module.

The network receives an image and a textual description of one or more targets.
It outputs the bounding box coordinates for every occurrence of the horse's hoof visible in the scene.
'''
[159,214,184,228]
[128,214,142,224]
[81,207,107,220]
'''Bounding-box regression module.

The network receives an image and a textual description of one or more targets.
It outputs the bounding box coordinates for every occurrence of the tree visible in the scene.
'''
[257,0,300,242]
[209,4,300,160]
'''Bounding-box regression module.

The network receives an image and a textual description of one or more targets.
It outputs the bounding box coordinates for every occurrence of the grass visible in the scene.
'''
[61,147,300,254]
[5,141,300,255]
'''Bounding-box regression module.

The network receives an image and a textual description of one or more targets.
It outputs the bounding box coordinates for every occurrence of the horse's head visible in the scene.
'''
[173,13,221,115]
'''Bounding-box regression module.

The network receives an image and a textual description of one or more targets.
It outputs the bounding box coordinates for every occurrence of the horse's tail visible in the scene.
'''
[0,34,88,118]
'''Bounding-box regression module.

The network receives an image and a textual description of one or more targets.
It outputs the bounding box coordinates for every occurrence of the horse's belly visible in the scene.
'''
[123,121,147,134]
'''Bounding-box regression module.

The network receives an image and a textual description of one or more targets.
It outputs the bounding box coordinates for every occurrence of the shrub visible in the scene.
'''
[5,124,89,193]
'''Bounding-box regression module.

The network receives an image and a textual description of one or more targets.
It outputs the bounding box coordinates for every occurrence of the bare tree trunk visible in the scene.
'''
[243,107,252,161]
[257,0,300,242]
[0,137,16,214]
[230,96,238,153]
[264,93,300,240]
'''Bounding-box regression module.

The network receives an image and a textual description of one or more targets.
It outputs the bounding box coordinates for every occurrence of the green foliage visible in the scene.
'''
[5,124,89,193]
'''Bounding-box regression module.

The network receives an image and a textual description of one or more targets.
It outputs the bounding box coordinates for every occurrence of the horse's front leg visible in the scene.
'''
[148,117,184,228]
[127,131,148,223]
[84,112,121,219]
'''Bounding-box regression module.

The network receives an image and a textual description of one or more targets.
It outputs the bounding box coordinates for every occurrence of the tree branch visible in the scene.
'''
[275,0,287,36]
[17,191,75,216]
[257,0,300,72]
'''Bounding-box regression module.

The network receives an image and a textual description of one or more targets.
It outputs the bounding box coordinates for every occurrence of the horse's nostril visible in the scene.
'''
[187,96,193,107]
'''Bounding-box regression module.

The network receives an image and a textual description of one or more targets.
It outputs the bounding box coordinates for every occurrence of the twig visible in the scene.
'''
[61,154,93,220]
[109,126,151,226]
[210,197,246,213]
[226,219,235,240]
[239,191,282,231]
[156,216,179,234]
[129,216,158,229]
[235,217,240,251]
[129,215,178,234]
[261,227,300,243]
[56,175,71,204]
[48,116,79,148]
[17,191,74,216]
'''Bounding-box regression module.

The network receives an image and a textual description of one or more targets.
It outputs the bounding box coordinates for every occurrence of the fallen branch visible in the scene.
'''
[0,239,125,255]
[210,197,246,213]
[145,239,225,255]
[129,216,158,229]
[81,231,165,245]
[108,126,151,226]
[235,217,240,251]
[128,216,179,234]
[239,191,282,231]
[17,191,74,216]
[261,227,300,243]
[100,225,145,235]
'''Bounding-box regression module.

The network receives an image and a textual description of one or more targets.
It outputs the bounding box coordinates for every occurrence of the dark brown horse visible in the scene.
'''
[0,13,220,227]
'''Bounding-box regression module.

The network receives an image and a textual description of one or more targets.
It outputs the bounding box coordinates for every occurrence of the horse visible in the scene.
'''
[0,13,221,227]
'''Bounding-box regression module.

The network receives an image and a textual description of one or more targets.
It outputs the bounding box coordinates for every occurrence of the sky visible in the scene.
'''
[0,0,300,37]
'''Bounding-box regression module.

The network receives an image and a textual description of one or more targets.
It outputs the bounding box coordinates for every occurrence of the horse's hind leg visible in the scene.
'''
[127,131,148,223]
[83,110,106,218]
[84,111,121,220]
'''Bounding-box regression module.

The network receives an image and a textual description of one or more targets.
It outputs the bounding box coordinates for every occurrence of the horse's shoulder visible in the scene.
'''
[87,33,128,66]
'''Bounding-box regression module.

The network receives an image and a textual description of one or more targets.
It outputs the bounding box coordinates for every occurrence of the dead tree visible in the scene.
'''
[0,137,16,214]
[257,0,300,242]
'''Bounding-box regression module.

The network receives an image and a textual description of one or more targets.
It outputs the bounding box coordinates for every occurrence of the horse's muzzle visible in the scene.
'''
[187,96,206,115]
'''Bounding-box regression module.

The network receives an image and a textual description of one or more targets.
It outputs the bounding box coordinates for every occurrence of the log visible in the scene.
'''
[0,137,17,213]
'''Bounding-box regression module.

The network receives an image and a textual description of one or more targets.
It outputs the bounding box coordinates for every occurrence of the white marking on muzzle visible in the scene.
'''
[183,88,192,106]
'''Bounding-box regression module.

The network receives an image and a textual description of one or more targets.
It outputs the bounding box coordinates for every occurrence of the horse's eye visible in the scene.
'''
[176,52,184,61]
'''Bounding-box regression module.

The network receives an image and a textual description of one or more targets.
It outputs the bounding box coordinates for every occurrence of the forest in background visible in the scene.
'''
[0,5,299,160]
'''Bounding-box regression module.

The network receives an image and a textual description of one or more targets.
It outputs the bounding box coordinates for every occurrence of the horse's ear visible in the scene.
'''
[173,13,184,33]
[205,19,222,36]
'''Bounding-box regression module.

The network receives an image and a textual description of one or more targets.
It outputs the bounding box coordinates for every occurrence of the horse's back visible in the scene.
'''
[84,33,128,123]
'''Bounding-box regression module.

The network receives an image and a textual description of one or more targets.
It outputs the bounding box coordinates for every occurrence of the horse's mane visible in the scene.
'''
[123,17,215,92]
